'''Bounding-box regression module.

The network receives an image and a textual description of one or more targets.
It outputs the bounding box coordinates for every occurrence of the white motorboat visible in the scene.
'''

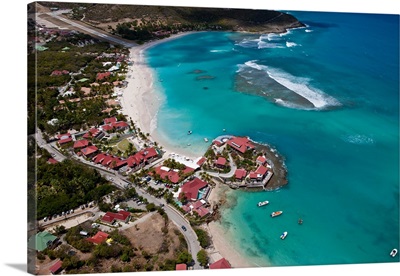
[204,138,209,142]
[257,200,269,207]
[271,211,283,217]
[390,248,398,257]
[187,130,192,135]
[280,231,288,240]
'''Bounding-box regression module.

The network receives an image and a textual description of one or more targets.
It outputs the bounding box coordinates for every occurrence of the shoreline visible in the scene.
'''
[206,183,255,268]
[119,32,200,160]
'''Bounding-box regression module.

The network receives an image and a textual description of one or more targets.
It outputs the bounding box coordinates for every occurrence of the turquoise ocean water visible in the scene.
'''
[146,11,399,266]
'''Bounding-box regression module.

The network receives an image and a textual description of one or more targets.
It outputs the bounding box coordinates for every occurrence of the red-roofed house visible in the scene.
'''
[209,258,231,269]
[81,145,99,158]
[111,121,129,131]
[194,206,210,217]
[127,148,160,170]
[215,157,227,168]
[83,128,104,140]
[101,124,113,132]
[175,264,187,270]
[58,137,72,146]
[47,158,58,164]
[213,140,224,147]
[256,155,267,166]
[51,70,69,76]
[196,157,207,166]
[81,87,91,95]
[256,165,268,176]
[104,117,117,124]
[96,71,111,81]
[49,260,63,274]
[180,177,208,201]
[249,165,268,181]
[73,139,90,149]
[227,136,255,154]
[101,210,131,224]
[87,231,109,244]
[152,166,181,184]
[235,168,247,180]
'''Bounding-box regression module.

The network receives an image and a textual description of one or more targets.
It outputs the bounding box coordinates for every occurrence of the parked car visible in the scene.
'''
[44,217,48,222]
[181,225,187,231]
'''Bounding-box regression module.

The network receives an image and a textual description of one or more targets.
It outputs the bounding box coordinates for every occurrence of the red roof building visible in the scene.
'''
[235,168,247,180]
[81,145,99,158]
[127,148,159,168]
[102,210,131,224]
[175,264,187,270]
[256,155,267,166]
[49,260,63,274]
[111,121,129,131]
[87,231,109,244]
[255,165,268,176]
[215,157,227,167]
[153,166,180,184]
[96,71,111,81]
[58,137,72,145]
[209,258,231,269]
[213,140,224,147]
[73,139,90,149]
[249,165,268,181]
[83,128,104,139]
[227,136,255,154]
[194,207,210,217]
[101,124,113,132]
[104,117,117,124]
[180,177,208,201]
[51,70,69,76]
[47,158,58,164]
[196,157,207,166]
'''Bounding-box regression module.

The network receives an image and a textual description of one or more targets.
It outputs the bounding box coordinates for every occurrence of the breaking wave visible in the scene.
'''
[242,60,341,109]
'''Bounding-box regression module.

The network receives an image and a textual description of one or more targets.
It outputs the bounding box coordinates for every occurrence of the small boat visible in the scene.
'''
[187,130,192,135]
[204,138,209,142]
[187,143,191,146]
[280,231,288,240]
[222,128,226,132]
[390,248,398,257]
[271,211,283,217]
[298,218,303,225]
[257,200,269,207]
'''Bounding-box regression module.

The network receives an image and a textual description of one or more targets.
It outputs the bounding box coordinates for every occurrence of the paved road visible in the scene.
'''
[36,129,66,162]
[35,132,203,269]
[45,11,136,48]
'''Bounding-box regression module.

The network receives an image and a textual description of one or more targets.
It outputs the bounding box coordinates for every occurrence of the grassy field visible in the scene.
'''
[110,138,135,156]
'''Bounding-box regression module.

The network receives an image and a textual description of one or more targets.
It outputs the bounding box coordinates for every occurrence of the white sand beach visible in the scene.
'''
[119,32,199,160]
[206,183,256,268]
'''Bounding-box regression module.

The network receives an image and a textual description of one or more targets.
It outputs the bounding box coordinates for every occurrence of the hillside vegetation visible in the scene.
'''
[38,2,304,37]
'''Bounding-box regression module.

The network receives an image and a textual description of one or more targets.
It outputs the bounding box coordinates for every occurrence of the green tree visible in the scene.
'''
[194,228,211,248]
[176,250,192,264]
[197,249,208,267]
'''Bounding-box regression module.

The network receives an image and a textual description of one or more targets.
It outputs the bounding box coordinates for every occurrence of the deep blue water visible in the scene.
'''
[146,11,399,266]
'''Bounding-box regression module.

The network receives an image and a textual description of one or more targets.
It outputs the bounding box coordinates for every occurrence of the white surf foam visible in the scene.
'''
[243,60,340,109]
[286,41,298,48]
[305,29,313,33]
[210,49,228,53]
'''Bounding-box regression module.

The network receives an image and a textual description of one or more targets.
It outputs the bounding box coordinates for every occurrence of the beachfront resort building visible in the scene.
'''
[178,177,209,202]
[227,136,255,154]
